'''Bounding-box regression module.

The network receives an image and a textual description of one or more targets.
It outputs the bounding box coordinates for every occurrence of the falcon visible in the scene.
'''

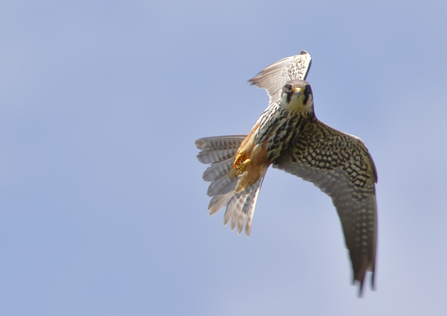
[195,51,377,295]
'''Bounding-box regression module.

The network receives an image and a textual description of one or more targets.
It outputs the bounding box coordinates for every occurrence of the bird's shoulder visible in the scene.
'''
[278,119,377,196]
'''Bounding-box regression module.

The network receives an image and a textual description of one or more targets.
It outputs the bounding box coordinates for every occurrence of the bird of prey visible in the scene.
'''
[195,51,377,295]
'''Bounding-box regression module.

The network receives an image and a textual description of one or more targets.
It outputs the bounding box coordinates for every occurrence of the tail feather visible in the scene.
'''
[202,159,233,182]
[223,177,264,236]
[197,149,236,164]
[207,175,236,197]
[197,136,244,197]
[208,192,234,216]
[195,135,247,151]
[196,135,264,236]
[244,178,263,236]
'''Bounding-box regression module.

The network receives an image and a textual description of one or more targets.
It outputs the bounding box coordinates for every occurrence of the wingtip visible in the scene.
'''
[195,138,207,149]
[357,280,365,298]
[247,77,256,85]
[244,225,251,237]
[353,270,376,297]
[371,270,376,291]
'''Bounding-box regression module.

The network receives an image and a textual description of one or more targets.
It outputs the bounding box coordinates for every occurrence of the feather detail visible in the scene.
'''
[196,149,236,164]
[202,159,233,182]
[222,177,264,236]
[248,51,312,104]
[208,192,234,216]
[206,175,236,197]
[195,135,247,151]
[196,135,265,236]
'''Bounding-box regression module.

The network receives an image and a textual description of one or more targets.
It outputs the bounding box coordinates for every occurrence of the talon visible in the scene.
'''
[234,153,245,171]
[237,159,251,175]
[234,153,251,175]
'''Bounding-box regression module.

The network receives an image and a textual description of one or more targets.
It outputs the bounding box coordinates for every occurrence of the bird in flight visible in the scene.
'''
[195,51,377,295]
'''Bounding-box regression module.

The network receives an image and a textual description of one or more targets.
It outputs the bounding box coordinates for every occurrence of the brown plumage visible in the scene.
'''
[195,51,378,296]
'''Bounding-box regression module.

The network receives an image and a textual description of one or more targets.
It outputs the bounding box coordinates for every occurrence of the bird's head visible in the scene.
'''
[280,80,313,112]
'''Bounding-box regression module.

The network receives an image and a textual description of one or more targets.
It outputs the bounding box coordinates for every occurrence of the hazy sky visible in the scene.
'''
[1,1,447,315]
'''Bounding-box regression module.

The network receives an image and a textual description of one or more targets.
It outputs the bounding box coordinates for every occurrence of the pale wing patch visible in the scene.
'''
[249,51,312,104]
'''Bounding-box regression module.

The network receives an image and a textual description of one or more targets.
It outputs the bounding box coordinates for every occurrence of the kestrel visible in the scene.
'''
[195,51,377,295]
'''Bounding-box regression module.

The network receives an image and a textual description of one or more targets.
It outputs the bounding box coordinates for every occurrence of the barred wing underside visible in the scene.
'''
[248,51,312,104]
[273,120,378,295]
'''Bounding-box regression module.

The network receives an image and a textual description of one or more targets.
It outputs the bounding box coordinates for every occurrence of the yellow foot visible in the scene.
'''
[234,152,244,167]
[238,159,251,174]
[234,153,251,175]
[234,153,244,170]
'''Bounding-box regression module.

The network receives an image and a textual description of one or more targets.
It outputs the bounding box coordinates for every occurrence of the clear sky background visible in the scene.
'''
[1,1,447,315]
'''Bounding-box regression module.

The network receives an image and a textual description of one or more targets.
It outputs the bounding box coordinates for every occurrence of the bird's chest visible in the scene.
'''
[255,109,304,161]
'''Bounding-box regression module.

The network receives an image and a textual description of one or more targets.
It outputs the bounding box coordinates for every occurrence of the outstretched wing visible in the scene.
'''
[195,135,265,236]
[248,51,312,105]
[273,120,378,295]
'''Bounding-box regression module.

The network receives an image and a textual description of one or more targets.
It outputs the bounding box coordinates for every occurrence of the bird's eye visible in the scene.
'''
[285,84,292,91]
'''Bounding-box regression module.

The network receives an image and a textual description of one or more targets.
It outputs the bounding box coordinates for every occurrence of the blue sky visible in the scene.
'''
[1,1,447,315]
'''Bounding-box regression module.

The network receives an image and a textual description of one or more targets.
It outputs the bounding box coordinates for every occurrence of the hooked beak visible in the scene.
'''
[294,87,303,95]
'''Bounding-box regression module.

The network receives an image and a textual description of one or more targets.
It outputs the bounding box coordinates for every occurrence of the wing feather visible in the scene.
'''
[248,51,312,104]
[273,120,377,295]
